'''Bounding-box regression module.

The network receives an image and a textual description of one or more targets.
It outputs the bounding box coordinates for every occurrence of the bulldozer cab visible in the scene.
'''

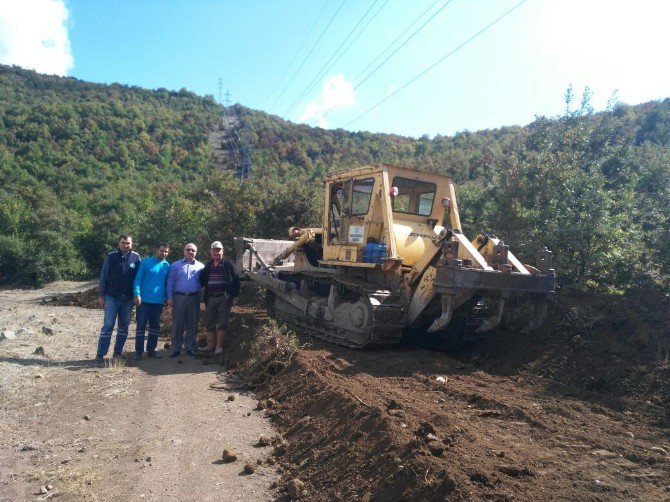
[321,164,458,268]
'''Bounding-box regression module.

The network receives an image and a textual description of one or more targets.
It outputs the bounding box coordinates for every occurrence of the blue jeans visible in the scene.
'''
[135,302,163,354]
[96,295,133,356]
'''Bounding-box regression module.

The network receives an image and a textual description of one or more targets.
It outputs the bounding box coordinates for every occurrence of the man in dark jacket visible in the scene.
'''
[95,234,141,363]
[199,241,240,355]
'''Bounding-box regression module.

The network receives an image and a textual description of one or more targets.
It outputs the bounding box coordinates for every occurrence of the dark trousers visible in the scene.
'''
[135,302,163,354]
[171,294,200,353]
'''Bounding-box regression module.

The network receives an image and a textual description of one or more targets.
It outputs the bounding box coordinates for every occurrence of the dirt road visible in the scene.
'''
[0,282,278,501]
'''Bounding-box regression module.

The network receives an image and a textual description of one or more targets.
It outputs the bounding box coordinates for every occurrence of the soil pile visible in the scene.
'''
[475,289,669,422]
[53,289,175,337]
[49,286,100,308]
[243,288,669,501]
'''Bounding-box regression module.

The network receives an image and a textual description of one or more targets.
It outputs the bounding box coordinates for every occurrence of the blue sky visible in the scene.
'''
[1,0,669,137]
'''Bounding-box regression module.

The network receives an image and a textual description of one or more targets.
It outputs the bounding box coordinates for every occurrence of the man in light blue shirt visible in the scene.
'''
[166,243,204,357]
[133,242,171,360]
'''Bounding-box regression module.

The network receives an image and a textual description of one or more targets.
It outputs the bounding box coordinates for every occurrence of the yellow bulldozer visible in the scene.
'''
[235,163,554,348]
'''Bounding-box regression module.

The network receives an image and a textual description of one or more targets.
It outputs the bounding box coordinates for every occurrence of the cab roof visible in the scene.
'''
[323,163,453,184]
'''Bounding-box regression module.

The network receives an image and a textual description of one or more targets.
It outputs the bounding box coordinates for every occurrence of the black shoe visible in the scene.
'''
[147,351,162,359]
[186,350,196,357]
[133,352,143,361]
[169,352,180,358]
[94,355,104,364]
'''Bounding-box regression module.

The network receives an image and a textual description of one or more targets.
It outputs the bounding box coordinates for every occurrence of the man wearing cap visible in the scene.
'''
[166,243,204,357]
[199,241,240,355]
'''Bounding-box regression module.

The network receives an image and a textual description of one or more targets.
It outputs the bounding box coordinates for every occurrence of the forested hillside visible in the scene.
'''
[1,64,669,293]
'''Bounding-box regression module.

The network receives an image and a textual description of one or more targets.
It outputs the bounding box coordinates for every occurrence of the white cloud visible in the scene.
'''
[299,74,355,128]
[0,0,74,76]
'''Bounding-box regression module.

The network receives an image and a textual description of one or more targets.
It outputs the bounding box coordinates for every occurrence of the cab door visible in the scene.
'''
[327,180,346,245]
[324,177,375,262]
[346,177,374,245]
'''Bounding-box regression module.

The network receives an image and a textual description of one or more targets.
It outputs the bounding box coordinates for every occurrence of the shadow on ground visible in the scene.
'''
[0,350,224,376]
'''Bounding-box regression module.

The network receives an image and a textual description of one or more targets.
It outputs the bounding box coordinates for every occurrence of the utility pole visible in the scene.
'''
[215,82,250,182]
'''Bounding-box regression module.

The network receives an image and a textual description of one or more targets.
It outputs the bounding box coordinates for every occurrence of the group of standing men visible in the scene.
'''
[95,234,240,363]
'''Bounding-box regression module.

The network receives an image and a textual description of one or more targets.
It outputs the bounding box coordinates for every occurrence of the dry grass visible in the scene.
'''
[237,319,299,387]
[25,464,100,500]
[105,355,129,370]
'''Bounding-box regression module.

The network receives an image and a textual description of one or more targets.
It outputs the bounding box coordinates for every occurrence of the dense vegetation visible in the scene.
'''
[0,65,323,285]
[1,65,669,294]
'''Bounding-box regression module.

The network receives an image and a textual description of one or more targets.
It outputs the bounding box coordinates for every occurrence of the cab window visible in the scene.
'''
[351,178,374,215]
[391,177,436,216]
[329,183,343,241]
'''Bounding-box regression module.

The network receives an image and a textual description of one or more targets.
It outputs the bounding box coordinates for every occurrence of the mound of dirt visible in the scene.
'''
[53,289,175,337]
[50,287,101,308]
[224,286,669,501]
[476,289,670,421]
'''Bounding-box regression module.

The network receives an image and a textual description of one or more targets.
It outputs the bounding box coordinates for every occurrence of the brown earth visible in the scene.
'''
[3,283,669,500]
[228,286,670,501]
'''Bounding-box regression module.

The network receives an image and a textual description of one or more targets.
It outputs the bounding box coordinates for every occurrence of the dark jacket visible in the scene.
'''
[200,258,240,302]
[99,250,141,300]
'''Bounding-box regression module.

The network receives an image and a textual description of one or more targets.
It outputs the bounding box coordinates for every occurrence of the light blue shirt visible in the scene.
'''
[166,258,204,300]
[133,256,170,304]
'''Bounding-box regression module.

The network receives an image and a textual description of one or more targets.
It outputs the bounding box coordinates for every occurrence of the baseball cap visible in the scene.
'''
[210,241,223,249]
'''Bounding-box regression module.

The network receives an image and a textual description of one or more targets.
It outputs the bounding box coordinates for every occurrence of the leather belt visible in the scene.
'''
[174,292,198,296]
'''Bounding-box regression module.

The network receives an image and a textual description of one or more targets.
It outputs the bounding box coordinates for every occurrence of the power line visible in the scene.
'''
[268,0,347,114]
[325,0,389,74]
[344,0,529,129]
[338,0,389,55]
[353,0,453,90]
[312,0,450,126]
[352,0,445,86]
[282,0,383,118]
[263,0,332,110]
[215,87,251,180]
[304,0,389,127]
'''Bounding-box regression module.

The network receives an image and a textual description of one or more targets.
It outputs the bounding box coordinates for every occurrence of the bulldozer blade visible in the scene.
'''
[235,237,294,277]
